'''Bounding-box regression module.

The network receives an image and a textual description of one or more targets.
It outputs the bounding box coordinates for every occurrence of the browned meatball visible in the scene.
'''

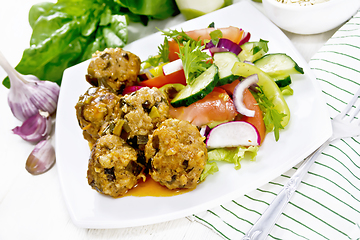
[118,87,169,150]
[75,86,120,144]
[145,119,208,190]
[87,134,146,198]
[86,48,141,92]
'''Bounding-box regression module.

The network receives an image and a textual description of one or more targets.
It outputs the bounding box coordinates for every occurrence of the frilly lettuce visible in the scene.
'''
[200,146,259,181]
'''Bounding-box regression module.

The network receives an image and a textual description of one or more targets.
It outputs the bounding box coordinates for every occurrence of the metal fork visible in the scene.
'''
[242,86,360,240]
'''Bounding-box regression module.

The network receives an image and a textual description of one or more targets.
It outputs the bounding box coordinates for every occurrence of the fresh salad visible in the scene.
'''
[128,23,304,180]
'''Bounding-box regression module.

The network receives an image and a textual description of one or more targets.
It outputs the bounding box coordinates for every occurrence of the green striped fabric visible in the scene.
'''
[191,10,360,240]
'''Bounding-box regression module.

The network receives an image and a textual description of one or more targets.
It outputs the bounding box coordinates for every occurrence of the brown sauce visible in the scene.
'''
[124,177,194,197]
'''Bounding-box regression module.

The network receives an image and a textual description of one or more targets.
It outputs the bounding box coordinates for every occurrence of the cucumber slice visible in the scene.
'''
[213,52,241,86]
[171,64,219,107]
[275,76,292,88]
[238,40,268,62]
[254,53,304,79]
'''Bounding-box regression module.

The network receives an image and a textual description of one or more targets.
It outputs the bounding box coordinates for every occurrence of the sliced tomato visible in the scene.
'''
[169,87,237,127]
[168,27,244,62]
[220,81,266,143]
[220,79,241,95]
[139,69,186,88]
[186,26,243,44]
[168,40,180,62]
[237,89,266,144]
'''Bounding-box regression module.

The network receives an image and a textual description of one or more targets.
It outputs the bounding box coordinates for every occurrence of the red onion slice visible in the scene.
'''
[199,125,211,137]
[205,38,242,55]
[238,31,251,46]
[208,47,228,56]
[217,38,242,55]
[232,74,259,117]
[205,41,216,49]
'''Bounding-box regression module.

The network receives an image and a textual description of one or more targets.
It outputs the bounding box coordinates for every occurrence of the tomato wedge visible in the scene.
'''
[169,87,237,127]
[186,26,243,44]
[139,69,186,88]
[238,89,266,144]
[220,80,266,143]
[219,79,241,95]
[168,40,181,62]
[168,26,244,62]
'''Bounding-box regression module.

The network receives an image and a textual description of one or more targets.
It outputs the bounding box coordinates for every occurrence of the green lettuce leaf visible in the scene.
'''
[200,146,259,181]
[199,161,219,182]
[208,146,258,170]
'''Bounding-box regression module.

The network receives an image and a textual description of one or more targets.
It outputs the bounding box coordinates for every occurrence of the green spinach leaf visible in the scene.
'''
[113,0,179,20]
[3,0,127,88]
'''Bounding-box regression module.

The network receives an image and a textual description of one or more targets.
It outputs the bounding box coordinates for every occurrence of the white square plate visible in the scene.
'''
[55,1,332,229]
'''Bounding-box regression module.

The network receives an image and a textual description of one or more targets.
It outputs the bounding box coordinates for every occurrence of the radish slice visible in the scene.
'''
[162,59,183,75]
[233,74,259,117]
[206,121,260,148]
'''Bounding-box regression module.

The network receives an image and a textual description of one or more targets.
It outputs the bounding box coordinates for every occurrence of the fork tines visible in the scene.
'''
[337,87,360,122]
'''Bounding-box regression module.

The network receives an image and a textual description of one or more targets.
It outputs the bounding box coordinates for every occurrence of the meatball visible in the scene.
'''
[86,48,141,92]
[87,134,146,197]
[75,86,120,144]
[145,119,208,190]
[118,87,169,149]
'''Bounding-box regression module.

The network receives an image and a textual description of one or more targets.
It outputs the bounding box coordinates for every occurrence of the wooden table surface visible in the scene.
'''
[0,0,339,239]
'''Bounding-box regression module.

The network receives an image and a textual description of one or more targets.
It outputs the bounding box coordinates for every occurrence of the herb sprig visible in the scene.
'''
[178,40,212,84]
[159,28,212,84]
[254,87,286,141]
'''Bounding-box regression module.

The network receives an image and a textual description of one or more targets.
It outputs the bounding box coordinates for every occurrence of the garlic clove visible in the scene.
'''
[12,110,52,142]
[26,137,56,175]
[7,76,60,121]
[27,77,60,112]
[0,51,60,121]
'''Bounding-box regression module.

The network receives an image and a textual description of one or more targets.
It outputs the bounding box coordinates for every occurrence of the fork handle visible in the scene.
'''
[242,141,329,240]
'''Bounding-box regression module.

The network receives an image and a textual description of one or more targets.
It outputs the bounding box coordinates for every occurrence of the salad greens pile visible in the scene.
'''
[3,0,179,88]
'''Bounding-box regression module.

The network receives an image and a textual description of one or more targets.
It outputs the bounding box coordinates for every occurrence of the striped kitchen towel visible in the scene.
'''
[190,9,360,240]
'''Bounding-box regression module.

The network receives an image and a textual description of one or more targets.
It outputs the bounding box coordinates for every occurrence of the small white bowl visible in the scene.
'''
[262,0,360,35]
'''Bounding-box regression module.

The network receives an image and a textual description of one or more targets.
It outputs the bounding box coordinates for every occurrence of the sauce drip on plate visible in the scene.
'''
[124,177,194,197]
